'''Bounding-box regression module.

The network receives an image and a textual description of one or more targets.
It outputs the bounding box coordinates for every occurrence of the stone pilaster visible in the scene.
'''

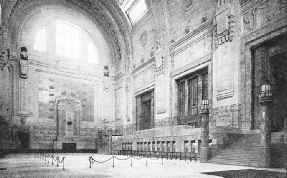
[285,117,287,176]
[258,97,272,168]
[108,128,112,155]
[200,109,210,163]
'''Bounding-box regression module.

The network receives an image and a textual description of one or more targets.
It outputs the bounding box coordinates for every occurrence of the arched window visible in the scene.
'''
[87,39,99,64]
[34,26,47,52]
[33,20,100,64]
[56,21,80,59]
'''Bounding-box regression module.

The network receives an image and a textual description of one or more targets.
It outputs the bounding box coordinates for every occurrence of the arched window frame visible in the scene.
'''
[55,21,81,60]
[87,39,99,64]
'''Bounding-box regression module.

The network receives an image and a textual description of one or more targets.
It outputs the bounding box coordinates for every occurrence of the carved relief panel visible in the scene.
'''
[242,0,287,34]
[57,97,81,138]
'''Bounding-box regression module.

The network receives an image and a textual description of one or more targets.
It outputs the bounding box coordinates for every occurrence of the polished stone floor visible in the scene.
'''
[0,153,285,178]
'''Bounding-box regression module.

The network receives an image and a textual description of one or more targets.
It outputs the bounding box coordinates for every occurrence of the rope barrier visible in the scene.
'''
[89,154,171,168]
[35,153,66,170]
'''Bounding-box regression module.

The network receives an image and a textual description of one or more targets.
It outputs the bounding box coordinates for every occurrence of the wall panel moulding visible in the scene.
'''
[169,20,213,52]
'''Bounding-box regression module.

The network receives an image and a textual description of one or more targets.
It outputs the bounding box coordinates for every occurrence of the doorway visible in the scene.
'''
[270,52,287,132]
[136,90,154,130]
[18,132,29,151]
[252,34,287,131]
[62,143,76,152]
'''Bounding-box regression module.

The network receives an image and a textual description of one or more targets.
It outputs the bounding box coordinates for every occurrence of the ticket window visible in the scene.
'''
[197,140,201,154]
[152,141,155,151]
[157,141,161,151]
[162,141,166,152]
[148,142,151,151]
[144,142,147,151]
[172,141,176,152]
[184,140,189,153]
[166,141,171,152]
[191,140,196,153]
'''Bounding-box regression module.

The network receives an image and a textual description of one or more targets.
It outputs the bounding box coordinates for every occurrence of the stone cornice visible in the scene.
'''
[169,20,213,52]
[132,56,155,75]
[115,72,125,81]
[30,58,101,79]
[240,0,268,14]
[170,31,212,57]
[35,68,99,83]
[171,53,212,78]
[241,13,287,44]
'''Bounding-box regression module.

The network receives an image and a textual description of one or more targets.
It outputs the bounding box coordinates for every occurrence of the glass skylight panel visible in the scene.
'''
[119,0,148,25]
[127,0,148,25]
[34,26,47,52]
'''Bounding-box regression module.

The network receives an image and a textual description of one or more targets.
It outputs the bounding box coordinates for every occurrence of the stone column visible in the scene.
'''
[97,126,102,151]
[108,127,113,155]
[284,117,287,177]
[200,100,210,163]
[258,84,272,168]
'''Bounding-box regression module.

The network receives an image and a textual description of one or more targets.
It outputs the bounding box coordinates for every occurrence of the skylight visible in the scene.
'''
[119,0,148,25]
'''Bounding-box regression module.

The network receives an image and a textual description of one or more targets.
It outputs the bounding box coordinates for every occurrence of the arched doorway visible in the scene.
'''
[252,34,287,132]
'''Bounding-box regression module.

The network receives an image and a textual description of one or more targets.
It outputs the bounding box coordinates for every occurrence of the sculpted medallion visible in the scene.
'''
[182,0,196,11]
[140,31,148,47]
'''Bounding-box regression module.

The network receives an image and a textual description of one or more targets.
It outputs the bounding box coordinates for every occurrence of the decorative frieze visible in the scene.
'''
[182,0,198,11]
[132,56,155,74]
[140,31,148,47]
[213,104,240,128]
[133,64,155,91]
[171,32,212,70]
[242,0,287,34]
[214,12,235,48]
[169,20,213,52]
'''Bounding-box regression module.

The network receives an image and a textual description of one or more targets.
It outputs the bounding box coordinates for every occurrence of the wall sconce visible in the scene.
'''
[19,47,29,79]
[0,49,9,71]
[103,66,110,90]
[103,66,109,77]
[201,99,210,111]
[259,83,272,102]
[98,126,103,134]
[0,51,6,71]
[108,123,113,131]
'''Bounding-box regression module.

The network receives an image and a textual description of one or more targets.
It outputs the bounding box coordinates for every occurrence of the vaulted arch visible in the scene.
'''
[5,0,133,71]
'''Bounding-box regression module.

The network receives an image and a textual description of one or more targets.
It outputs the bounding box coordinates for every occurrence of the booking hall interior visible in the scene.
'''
[0,0,286,169]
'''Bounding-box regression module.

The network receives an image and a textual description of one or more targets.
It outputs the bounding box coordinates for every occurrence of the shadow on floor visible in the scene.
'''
[202,169,286,178]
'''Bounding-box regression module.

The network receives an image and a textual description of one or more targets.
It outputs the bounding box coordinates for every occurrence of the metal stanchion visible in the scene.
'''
[112,156,114,167]
[56,156,59,167]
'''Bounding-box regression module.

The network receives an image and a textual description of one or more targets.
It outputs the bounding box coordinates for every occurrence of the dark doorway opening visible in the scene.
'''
[141,99,152,129]
[62,143,76,152]
[270,52,287,132]
[18,132,29,151]
[252,33,287,131]
[136,90,154,130]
